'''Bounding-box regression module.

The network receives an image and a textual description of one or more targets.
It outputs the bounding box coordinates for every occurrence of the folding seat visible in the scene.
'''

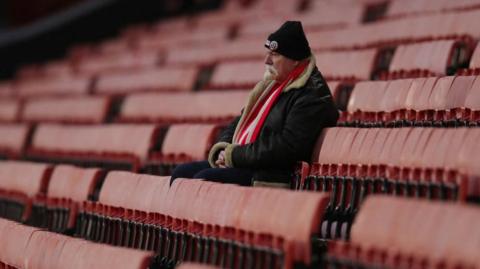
[0,123,30,158]
[421,76,456,126]
[0,161,52,222]
[379,79,413,127]
[463,75,480,125]
[16,75,91,97]
[455,129,480,200]
[22,96,112,124]
[95,66,199,95]
[33,165,105,232]
[146,124,221,175]
[119,90,248,124]
[0,99,20,122]
[344,196,480,269]
[388,39,469,77]
[441,76,476,126]
[23,231,68,269]
[314,49,379,80]
[41,60,74,78]
[469,42,480,71]
[404,77,438,126]
[77,51,159,76]
[29,124,159,171]
[207,59,265,90]
[0,220,39,268]
[339,81,389,127]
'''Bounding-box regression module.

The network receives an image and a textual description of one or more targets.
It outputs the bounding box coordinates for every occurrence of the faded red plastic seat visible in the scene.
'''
[346,196,480,269]
[22,96,111,124]
[0,219,39,268]
[95,67,199,95]
[0,161,52,222]
[389,39,467,76]
[315,49,378,80]
[119,90,248,124]
[77,51,159,76]
[29,124,159,171]
[208,59,265,90]
[469,42,480,71]
[463,75,480,125]
[149,124,221,166]
[404,77,438,125]
[16,75,91,97]
[379,79,414,126]
[0,123,30,158]
[0,99,20,122]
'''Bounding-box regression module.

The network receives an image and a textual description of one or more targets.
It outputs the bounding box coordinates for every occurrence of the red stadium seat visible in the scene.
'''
[95,67,199,95]
[207,59,265,90]
[315,49,379,80]
[77,51,159,76]
[119,90,248,124]
[0,123,29,158]
[0,99,20,122]
[29,124,159,171]
[22,96,112,124]
[16,75,91,97]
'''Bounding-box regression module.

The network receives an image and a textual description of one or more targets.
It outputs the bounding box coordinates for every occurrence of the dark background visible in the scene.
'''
[0,0,223,79]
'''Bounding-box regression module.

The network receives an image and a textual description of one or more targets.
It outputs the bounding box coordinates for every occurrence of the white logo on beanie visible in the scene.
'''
[269,41,278,50]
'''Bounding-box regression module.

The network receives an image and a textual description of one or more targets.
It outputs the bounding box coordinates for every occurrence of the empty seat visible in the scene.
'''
[389,39,467,76]
[0,123,29,158]
[469,42,480,70]
[47,165,104,202]
[22,96,111,124]
[151,124,221,164]
[315,49,379,80]
[344,196,480,269]
[29,124,159,171]
[119,90,248,124]
[0,99,20,122]
[95,67,199,95]
[16,76,91,97]
[386,0,480,17]
[77,51,159,76]
[208,59,265,89]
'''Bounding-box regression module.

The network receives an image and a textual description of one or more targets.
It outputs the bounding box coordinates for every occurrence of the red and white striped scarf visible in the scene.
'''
[235,62,308,145]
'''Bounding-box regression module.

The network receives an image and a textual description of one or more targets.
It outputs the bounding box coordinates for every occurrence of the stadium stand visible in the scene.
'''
[325,196,480,269]
[339,76,480,127]
[0,161,53,222]
[0,124,30,158]
[21,96,112,124]
[27,124,160,171]
[299,127,480,237]
[75,174,330,269]
[0,0,479,268]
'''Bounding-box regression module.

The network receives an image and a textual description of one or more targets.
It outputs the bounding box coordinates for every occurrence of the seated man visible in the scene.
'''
[171,21,339,186]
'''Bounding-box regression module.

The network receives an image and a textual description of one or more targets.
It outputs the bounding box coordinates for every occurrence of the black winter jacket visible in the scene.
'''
[208,56,339,184]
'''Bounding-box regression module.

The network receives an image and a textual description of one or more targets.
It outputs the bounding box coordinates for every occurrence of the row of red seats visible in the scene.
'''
[325,195,480,269]
[0,218,154,269]
[386,0,480,18]
[294,127,480,239]
[75,173,330,269]
[340,75,480,127]
[306,9,480,50]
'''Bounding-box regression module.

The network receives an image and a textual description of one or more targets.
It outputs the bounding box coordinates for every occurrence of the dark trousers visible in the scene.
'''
[170,161,254,186]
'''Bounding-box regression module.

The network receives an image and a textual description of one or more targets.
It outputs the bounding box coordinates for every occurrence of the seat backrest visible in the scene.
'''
[208,59,265,89]
[32,124,157,163]
[0,99,20,122]
[127,174,170,212]
[464,75,480,110]
[380,78,414,112]
[0,219,39,268]
[161,124,220,162]
[22,96,111,124]
[98,171,140,207]
[95,67,198,94]
[0,160,51,197]
[427,76,456,110]
[16,76,90,98]
[315,49,378,80]
[347,81,389,113]
[0,124,29,157]
[47,165,103,202]
[351,195,480,269]
[469,42,480,70]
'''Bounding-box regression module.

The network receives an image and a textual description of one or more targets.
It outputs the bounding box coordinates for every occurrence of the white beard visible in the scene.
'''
[263,65,278,81]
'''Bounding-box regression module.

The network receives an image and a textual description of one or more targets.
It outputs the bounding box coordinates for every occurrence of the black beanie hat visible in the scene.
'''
[265,21,311,61]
